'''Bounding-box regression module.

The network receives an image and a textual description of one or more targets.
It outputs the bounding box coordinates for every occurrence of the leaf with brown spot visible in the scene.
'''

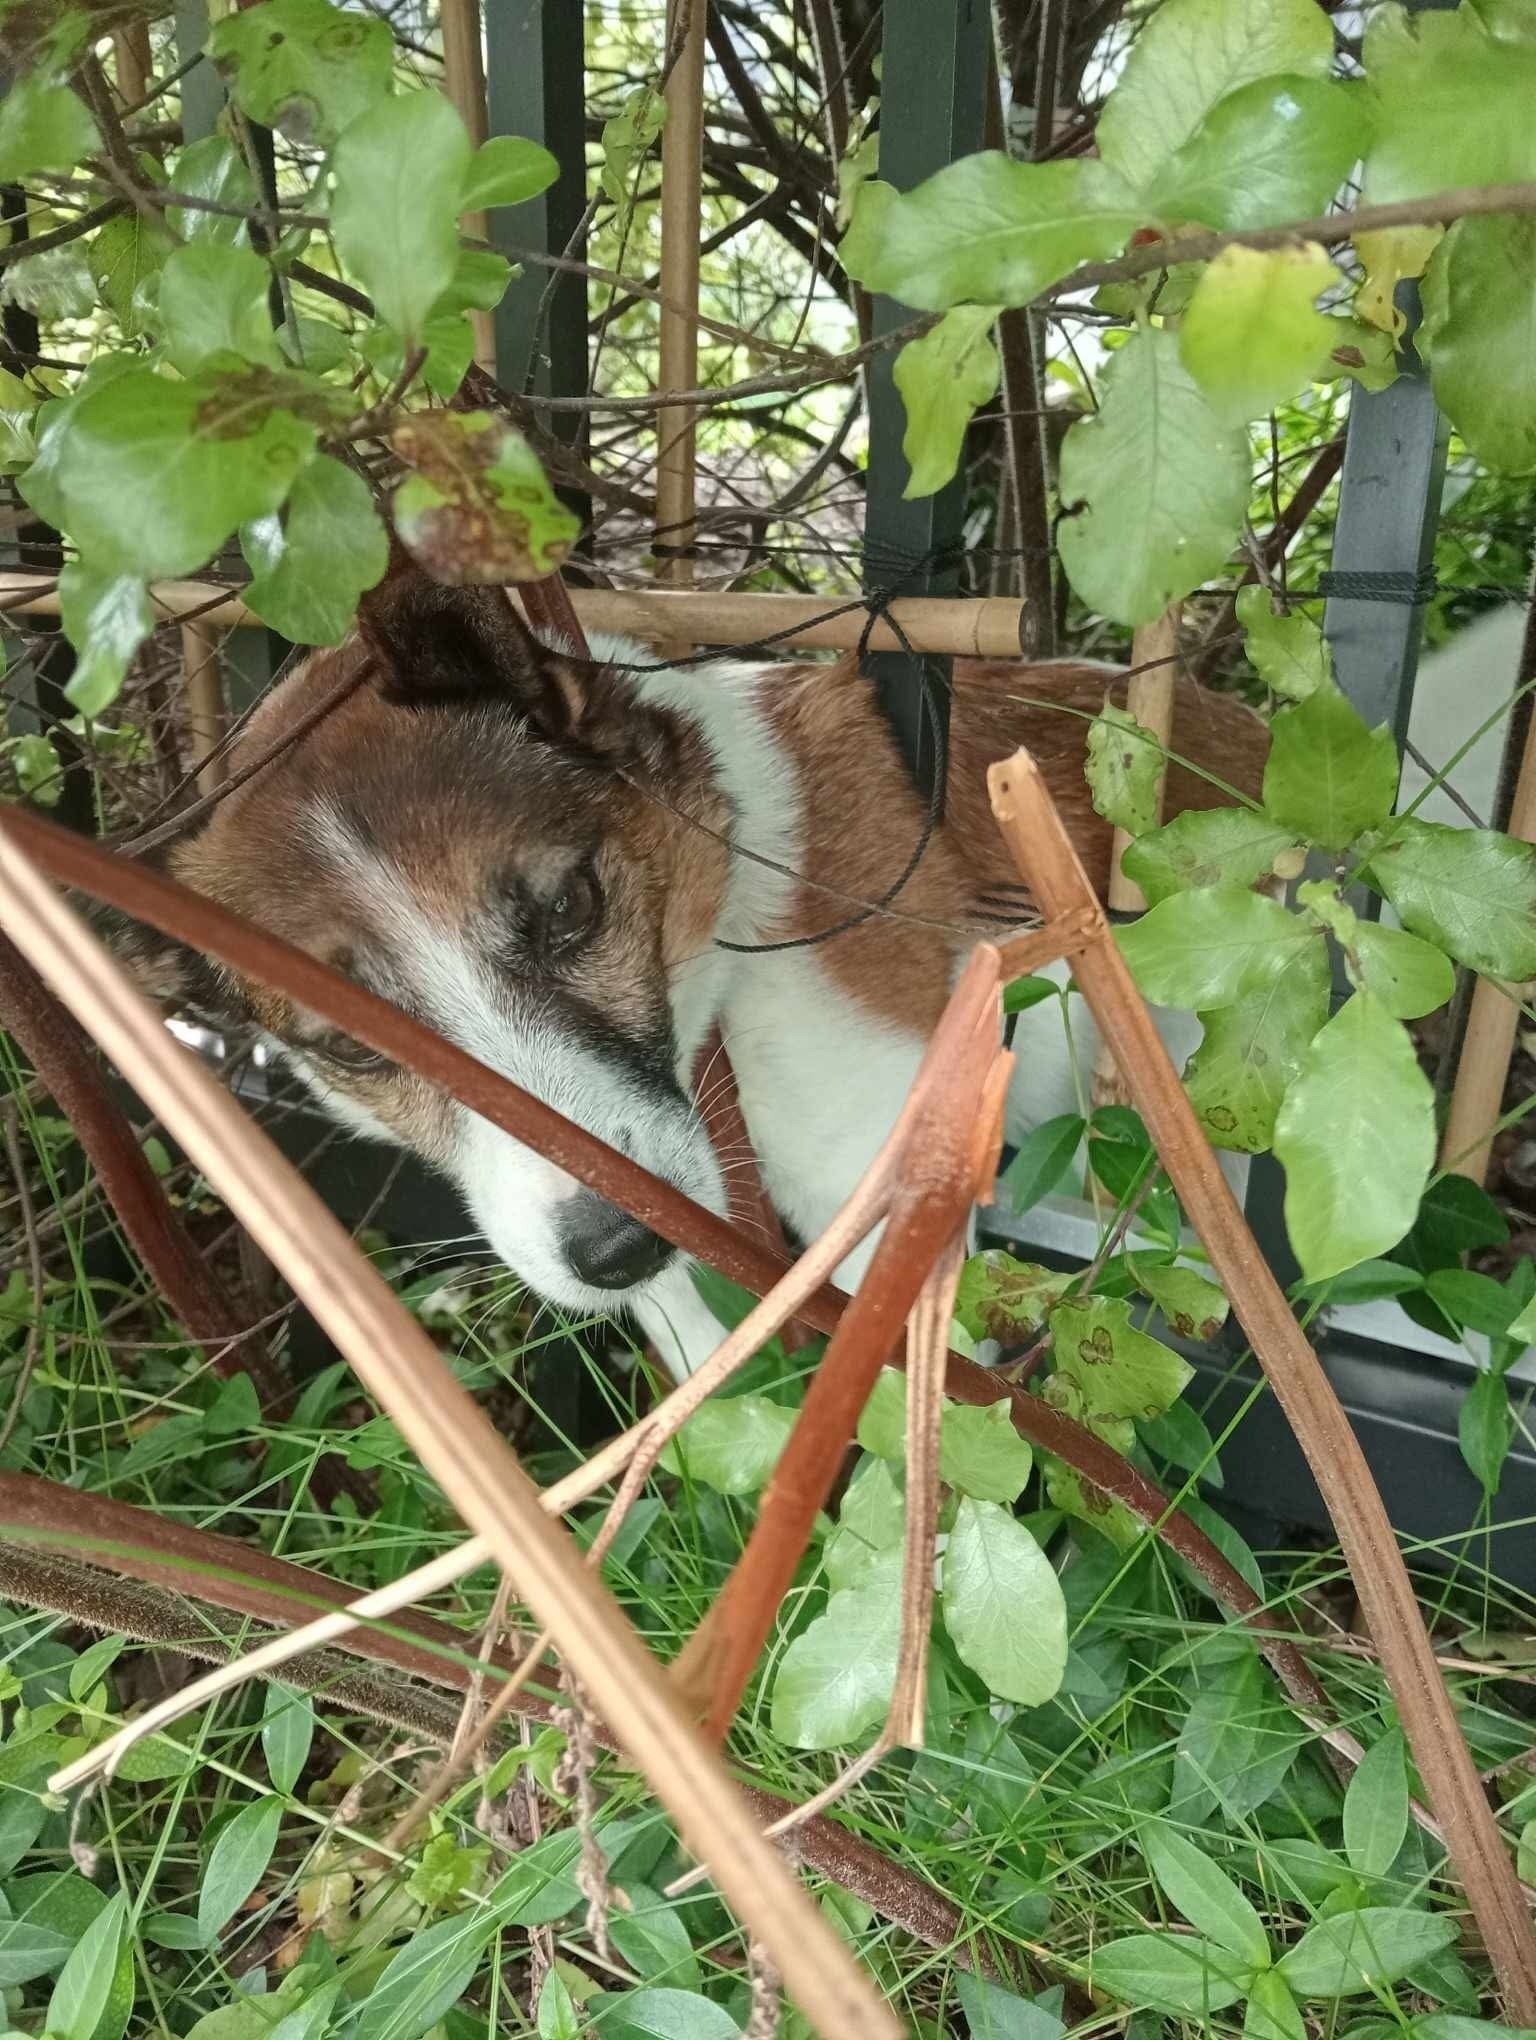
[390,412,580,585]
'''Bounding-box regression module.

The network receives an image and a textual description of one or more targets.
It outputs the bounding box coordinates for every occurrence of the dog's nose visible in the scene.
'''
[557,1193,674,1290]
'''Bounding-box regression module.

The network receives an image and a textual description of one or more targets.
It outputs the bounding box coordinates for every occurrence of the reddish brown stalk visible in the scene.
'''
[679,953,1011,1741]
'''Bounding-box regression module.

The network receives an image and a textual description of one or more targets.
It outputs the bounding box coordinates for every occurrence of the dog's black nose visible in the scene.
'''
[557,1193,673,1290]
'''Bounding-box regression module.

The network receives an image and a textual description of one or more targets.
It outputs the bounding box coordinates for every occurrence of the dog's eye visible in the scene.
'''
[317,1033,391,1075]
[544,868,602,956]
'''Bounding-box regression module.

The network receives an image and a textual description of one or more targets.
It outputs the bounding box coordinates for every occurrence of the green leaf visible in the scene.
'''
[1242,1969,1306,2040]
[1300,1258,1424,1305]
[351,1906,501,2040]
[1274,992,1435,1282]
[1146,75,1361,231]
[333,92,472,343]
[1057,325,1249,628]
[840,155,1139,312]
[9,730,62,806]
[1090,1932,1250,2017]
[1097,0,1333,188]
[0,74,98,184]
[462,134,559,211]
[167,135,258,244]
[198,1794,284,1942]
[1367,817,1536,981]
[1118,886,1317,1010]
[1139,1397,1223,1485]
[584,1990,740,2040]
[855,1368,907,1461]
[770,1555,902,1749]
[954,1251,1071,1341]
[659,1392,797,1496]
[824,1455,905,1590]
[1420,214,1536,475]
[1178,1650,1300,1819]
[242,455,388,647]
[1123,806,1301,908]
[1237,587,1333,701]
[1343,1728,1408,1878]
[1129,1258,1229,1341]
[600,83,666,227]
[44,365,316,579]
[1363,4,1536,205]
[536,1970,582,2040]
[1349,923,1454,1020]
[1144,1823,1269,1966]
[390,410,579,581]
[956,1971,1066,2040]
[607,1887,700,1992]
[262,1684,314,1797]
[1263,689,1399,851]
[1410,1175,1510,1259]
[158,241,279,375]
[1003,973,1061,1014]
[1002,1113,1085,1214]
[1179,242,1336,425]
[58,565,153,719]
[89,211,173,338]
[1049,1295,1193,1423]
[1087,702,1164,836]
[939,1400,1034,1505]
[893,304,1000,498]
[0,1913,74,1987]
[45,1893,128,2040]
[208,0,395,147]
[1459,1369,1513,1496]
[941,1495,1067,1706]
[1275,1905,1457,1998]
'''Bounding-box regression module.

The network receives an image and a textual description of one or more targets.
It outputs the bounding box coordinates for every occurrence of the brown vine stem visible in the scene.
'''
[0,803,1327,1723]
[0,1489,986,1971]
[988,748,1536,2026]
[0,825,898,2040]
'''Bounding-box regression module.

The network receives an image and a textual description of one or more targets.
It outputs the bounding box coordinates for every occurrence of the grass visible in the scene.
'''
[3,1050,1536,2040]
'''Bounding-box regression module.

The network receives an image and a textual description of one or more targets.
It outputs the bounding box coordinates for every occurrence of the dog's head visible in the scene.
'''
[118,574,735,1326]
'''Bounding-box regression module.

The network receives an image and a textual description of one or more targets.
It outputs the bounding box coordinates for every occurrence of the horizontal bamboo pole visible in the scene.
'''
[0,575,1033,659]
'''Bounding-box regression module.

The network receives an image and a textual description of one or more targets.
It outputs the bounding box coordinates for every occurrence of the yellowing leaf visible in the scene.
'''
[1179,243,1336,425]
[1354,224,1444,337]
[892,305,1000,499]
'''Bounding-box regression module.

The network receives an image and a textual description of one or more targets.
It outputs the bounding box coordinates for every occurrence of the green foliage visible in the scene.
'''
[1095,0,1334,189]
[1145,76,1360,232]
[941,1496,1068,1706]
[841,155,1139,311]
[892,305,1001,498]
[1366,818,1536,981]
[1421,215,1536,474]
[1274,993,1436,1281]
[1121,807,1302,907]
[0,73,97,184]
[332,92,473,343]
[1057,325,1250,626]
[1086,702,1166,836]
[208,0,396,147]
[1119,886,1318,1010]
[242,455,389,645]
[1262,688,1400,852]
[198,1795,284,1943]
[462,135,559,212]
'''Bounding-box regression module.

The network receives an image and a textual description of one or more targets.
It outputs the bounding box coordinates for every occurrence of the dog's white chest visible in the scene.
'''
[719,951,927,1259]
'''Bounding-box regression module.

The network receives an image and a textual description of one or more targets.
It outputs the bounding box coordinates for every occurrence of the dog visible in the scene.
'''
[110,573,1270,1378]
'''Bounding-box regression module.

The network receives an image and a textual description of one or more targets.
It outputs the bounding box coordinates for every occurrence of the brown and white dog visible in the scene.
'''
[116,575,1269,1377]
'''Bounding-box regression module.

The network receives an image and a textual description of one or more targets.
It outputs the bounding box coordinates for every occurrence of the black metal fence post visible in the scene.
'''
[860,0,991,800]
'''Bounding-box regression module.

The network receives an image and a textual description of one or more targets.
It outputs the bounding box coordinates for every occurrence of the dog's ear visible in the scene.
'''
[357,572,598,745]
